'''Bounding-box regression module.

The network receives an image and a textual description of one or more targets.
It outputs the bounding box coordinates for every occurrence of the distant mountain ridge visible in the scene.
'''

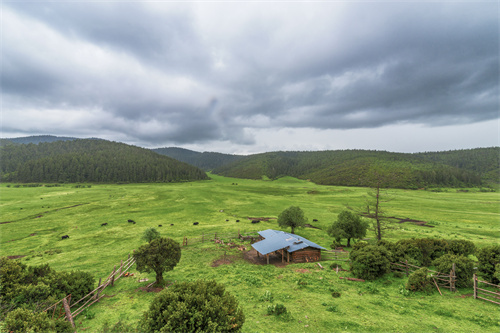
[2,135,81,144]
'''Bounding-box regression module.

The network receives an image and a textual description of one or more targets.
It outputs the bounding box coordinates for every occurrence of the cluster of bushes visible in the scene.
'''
[348,239,500,291]
[0,257,94,331]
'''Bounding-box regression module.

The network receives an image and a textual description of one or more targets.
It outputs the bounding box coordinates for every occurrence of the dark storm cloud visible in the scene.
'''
[2,2,498,147]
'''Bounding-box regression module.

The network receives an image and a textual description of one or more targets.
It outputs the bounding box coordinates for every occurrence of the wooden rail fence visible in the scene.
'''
[182,230,259,246]
[43,254,136,328]
[473,274,500,306]
[321,250,350,262]
[391,261,456,292]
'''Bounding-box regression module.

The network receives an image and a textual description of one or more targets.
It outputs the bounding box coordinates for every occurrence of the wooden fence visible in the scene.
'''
[182,230,259,246]
[44,254,135,328]
[321,249,350,262]
[391,261,456,292]
[473,274,500,306]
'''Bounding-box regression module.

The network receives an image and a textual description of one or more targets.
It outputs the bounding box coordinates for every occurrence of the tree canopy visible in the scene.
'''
[134,238,181,286]
[277,206,307,234]
[327,210,368,247]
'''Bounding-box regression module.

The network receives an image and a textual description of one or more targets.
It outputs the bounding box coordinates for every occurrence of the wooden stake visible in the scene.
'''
[62,298,75,328]
[111,266,116,286]
[433,277,443,296]
[473,274,477,299]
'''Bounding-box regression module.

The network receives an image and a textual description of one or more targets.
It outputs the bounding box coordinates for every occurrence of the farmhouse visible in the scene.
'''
[251,229,325,264]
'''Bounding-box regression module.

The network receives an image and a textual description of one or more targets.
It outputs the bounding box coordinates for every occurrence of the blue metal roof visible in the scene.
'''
[251,229,325,255]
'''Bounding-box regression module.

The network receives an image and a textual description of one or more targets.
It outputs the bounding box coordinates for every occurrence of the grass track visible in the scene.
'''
[1,174,499,332]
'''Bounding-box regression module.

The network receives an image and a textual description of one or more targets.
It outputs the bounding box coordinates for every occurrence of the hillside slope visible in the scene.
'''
[212,149,497,188]
[0,139,209,183]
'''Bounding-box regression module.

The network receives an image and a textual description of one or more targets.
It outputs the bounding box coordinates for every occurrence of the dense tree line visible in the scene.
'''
[212,149,495,188]
[153,147,243,171]
[0,139,209,183]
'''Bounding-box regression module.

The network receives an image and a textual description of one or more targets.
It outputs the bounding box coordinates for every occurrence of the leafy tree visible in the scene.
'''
[277,206,307,234]
[142,227,161,243]
[3,308,71,333]
[134,238,181,286]
[350,245,391,280]
[327,211,368,247]
[476,245,500,284]
[139,280,244,332]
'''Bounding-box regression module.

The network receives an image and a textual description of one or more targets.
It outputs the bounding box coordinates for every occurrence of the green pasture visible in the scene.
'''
[0,174,499,332]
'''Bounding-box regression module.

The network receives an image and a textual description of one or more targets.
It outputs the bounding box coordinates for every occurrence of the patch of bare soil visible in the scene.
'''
[243,249,289,267]
[7,255,26,259]
[247,217,276,221]
[295,269,311,273]
[211,258,233,267]
[136,286,163,293]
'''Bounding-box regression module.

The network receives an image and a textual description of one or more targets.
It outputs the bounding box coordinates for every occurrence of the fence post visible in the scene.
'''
[96,278,102,300]
[473,274,477,299]
[451,263,456,292]
[405,260,409,277]
[111,266,116,286]
[62,297,75,328]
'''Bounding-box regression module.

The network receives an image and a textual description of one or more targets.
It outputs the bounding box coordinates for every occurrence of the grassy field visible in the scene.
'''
[1,174,499,332]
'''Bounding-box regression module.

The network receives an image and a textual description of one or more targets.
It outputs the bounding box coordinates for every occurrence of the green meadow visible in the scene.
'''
[1,174,499,332]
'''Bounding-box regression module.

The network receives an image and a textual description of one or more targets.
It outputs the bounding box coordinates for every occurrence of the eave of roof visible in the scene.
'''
[251,229,325,255]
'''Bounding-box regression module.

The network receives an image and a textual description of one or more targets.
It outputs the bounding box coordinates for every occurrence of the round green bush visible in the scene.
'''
[406,267,433,293]
[139,279,245,332]
[432,253,474,288]
[477,245,500,284]
[350,245,391,280]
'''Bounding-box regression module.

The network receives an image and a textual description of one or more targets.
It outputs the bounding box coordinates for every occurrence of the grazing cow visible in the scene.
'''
[193,222,199,225]
[226,219,229,222]
[251,220,260,224]
[61,235,69,239]
[101,223,108,226]
[236,220,240,222]
[313,219,318,222]
[128,219,135,223]
[170,224,174,226]
[158,225,162,227]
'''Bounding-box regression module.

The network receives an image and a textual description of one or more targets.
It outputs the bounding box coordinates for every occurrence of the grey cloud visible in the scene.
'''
[2,2,498,148]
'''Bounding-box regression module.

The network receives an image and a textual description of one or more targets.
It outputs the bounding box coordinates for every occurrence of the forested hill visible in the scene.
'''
[0,140,209,183]
[212,149,499,188]
[153,147,243,171]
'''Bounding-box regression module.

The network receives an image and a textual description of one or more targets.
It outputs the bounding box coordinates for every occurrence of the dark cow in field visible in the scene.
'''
[170,224,174,226]
[128,219,135,223]
[193,222,199,225]
[61,235,69,239]
[251,220,260,224]
[158,225,162,227]
[236,220,240,222]
[313,219,318,222]
[101,223,108,226]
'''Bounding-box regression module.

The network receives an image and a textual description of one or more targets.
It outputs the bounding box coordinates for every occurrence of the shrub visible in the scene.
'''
[139,280,244,332]
[267,303,288,316]
[433,254,474,288]
[406,267,433,293]
[476,245,500,284]
[3,308,56,333]
[447,239,475,256]
[350,245,391,280]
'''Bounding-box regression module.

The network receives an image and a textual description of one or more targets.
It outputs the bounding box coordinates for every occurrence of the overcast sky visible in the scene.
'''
[1,1,498,154]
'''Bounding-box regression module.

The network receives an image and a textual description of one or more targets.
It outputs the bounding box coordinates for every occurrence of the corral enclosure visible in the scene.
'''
[1,174,499,332]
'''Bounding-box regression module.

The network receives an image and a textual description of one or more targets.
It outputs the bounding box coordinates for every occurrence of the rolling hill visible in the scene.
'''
[153,147,243,171]
[0,139,209,183]
[211,149,499,188]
